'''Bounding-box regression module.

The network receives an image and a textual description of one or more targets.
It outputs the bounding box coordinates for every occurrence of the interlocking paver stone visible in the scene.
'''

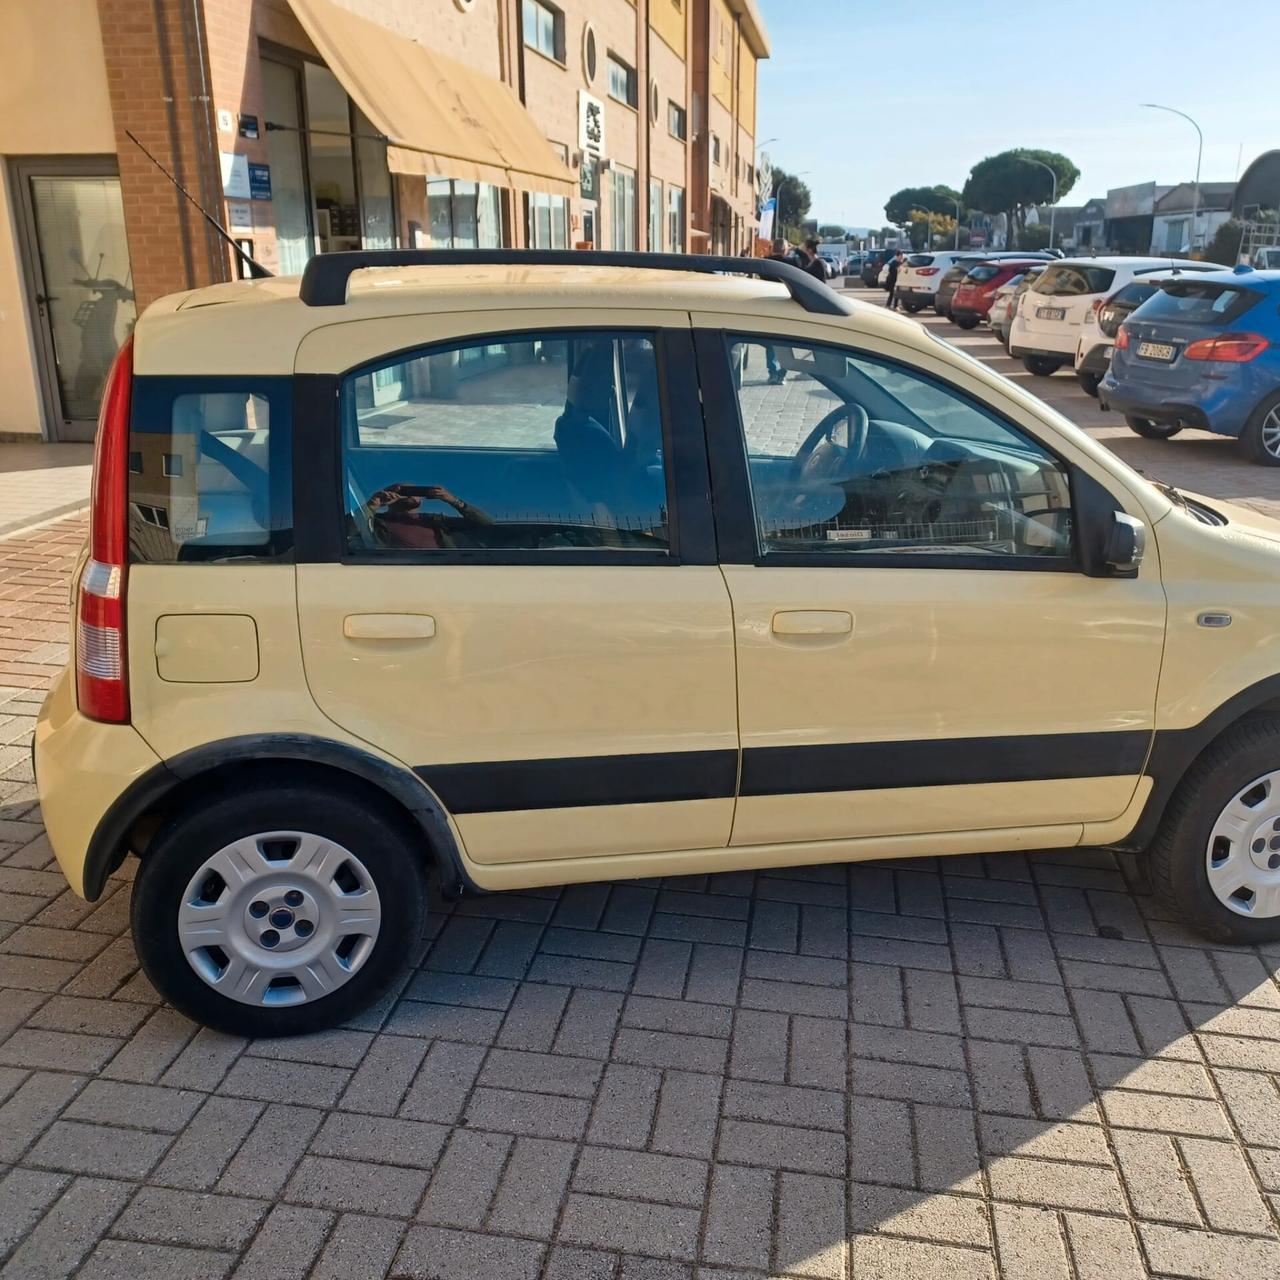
[2,426,1280,1279]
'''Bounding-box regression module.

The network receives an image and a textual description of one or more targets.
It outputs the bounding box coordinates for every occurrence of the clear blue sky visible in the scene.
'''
[755,0,1280,229]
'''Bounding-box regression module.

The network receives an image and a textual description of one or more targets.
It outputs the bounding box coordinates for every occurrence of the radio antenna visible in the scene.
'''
[125,130,273,279]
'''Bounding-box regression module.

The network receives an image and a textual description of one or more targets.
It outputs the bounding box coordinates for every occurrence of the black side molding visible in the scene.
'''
[81,735,477,901]
[297,249,855,317]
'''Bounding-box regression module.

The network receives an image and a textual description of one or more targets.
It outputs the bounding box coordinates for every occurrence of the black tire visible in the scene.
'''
[955,316,979,330]
[1150,716,1280,945]
[1239,390,1280,466]
[1125,414,1182,440]
[131,783,429,1037]
[1022,355,1064,377]
[1076,370,1102,397]
[901,301,923,314]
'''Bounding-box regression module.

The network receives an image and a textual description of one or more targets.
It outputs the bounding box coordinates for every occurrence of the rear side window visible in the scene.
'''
[128,378,292,562]
[341,330,670,556]
[1110,282,1158,308]
[1137,281,1261,326]
[1035,265,1116,296]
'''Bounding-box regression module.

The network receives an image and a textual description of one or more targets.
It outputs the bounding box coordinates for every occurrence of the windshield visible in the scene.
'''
[907,254,935,267]
[965,265,1000,283]
[1137,280,1261,326]
[1034,264,1116,296]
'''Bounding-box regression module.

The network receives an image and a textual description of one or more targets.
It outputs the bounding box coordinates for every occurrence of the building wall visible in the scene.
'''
[647,24,690,250]
[0,0,120,437]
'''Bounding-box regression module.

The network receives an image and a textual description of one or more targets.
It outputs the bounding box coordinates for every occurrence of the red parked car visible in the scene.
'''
[950,259,1047,330]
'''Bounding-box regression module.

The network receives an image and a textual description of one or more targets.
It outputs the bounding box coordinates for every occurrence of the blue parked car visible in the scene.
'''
[1101,266,1280,464]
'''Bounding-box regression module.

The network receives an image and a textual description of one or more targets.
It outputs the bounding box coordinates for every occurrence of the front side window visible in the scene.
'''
[342,332,670,555]
[726,337,1072,562]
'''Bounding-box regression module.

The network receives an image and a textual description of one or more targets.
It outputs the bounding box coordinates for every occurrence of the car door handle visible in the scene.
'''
[343,613,436,640]
[771,610,853,636]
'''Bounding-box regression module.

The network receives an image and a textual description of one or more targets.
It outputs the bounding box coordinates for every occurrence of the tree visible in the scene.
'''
[885,185,962,228]
[1206,220,1246,265]
[818,224,846,239]
[771,167,812,241]
[1020,224,1051,251]
[962,149,1080,249]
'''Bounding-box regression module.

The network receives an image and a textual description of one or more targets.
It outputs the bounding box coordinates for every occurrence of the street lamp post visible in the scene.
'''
[1141,103,1203,251]
[1019,158,1058,249]
[951,195,962,249]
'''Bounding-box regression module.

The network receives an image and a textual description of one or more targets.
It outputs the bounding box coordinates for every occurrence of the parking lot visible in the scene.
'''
[1,314,1279,1279]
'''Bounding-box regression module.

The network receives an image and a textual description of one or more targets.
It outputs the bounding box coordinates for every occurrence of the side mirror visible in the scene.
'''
[1104,511,1146,574]
[1072,467,1145,578]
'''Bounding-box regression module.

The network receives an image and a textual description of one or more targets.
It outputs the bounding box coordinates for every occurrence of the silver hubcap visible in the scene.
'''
[177,831,381,1007]
[1261,408,1280,458]
[1206,773,1280,918]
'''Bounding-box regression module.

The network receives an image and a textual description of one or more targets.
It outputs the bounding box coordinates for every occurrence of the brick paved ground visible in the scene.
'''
[2,328,1280,1277]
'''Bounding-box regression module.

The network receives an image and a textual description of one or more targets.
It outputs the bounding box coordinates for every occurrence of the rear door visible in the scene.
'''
[293,310,738,869]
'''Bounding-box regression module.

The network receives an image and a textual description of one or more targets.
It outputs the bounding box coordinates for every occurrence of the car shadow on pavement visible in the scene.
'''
[2,800,1279,1279]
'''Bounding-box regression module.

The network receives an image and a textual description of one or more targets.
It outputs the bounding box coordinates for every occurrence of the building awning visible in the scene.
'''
[287,0,575,197]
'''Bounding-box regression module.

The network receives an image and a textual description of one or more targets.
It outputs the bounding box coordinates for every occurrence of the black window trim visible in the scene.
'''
[294,324,714,569]
[694,327,1088,574]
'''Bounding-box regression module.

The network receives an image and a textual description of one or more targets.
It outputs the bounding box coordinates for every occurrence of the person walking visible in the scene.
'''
[884,248,906,310]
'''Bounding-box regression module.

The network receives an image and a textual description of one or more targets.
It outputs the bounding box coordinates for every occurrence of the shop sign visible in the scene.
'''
[248,164,272,201]
[578,92,605,158]
[227,201,253,232]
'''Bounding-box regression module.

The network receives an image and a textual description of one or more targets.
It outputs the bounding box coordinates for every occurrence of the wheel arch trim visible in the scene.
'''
[1120,674,1280,851]
[82,734,477,901]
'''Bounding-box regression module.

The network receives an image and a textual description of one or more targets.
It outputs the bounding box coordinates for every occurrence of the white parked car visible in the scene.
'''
[1010,256,1210,377]
[1073,263,1226,396]
[894,251,983,314]
[987,268,1042,349]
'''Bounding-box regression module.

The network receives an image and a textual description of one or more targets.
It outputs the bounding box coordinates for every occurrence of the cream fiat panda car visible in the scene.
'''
[35,250,1280,1036]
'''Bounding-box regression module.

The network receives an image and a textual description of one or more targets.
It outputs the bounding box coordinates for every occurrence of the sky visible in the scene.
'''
[755,0,1280,230]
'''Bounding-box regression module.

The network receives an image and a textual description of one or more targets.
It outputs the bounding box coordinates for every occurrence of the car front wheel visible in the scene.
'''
[131,783,428,1037]
[1125,415,1182,440]
[954,316,979,330]
[1151,717,1280,944]
[1076,371,1102,397]
[1022,355,1064,376]
[1240,391,1280,466]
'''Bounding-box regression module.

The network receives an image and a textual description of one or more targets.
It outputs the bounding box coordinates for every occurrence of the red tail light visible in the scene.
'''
[916,267,940,277]
[1085,299,1103,324]
[77,335,133,723]
[1115,326,1130,350]
[1183,332,1270,363]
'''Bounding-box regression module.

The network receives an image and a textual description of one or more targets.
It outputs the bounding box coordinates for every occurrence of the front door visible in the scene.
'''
[695,319,1167,850]
[295,312,738,869]
[10,158,135,442]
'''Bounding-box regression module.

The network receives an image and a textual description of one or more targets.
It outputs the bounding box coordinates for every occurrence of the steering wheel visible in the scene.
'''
[791,401,871,486]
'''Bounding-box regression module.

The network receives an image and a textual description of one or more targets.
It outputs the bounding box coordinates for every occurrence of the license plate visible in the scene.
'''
[1036,306,1066,321]
[1138,341,1176,361]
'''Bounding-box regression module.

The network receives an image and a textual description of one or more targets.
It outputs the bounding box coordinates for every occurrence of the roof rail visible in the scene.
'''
[297,248,855,316]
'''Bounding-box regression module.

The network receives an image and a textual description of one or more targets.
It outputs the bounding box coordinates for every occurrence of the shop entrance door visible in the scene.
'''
[10,157,136,442]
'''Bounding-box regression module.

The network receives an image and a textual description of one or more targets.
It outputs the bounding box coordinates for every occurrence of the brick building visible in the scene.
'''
[0,0,768,442]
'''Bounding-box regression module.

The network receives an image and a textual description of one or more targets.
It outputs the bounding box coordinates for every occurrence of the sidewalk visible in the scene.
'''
[0,443,93,542]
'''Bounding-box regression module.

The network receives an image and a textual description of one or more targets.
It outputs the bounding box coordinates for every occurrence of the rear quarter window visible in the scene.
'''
[128,377,292,563]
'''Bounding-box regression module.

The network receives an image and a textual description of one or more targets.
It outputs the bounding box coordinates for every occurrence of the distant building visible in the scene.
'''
[1105,183,1171,253]
[1235,151,1280,218]
[1152,182,1235,255]
[1072,199,1107,251]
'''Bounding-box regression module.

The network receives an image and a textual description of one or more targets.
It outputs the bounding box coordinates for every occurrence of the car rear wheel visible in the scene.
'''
[1022,355,1064,377]
[131,783,428,1037]
[1240,391,1280,466]
[901,301,923,314]
[1125,415,1182,440]
[954,316,979,330]
[1076,371,1102,397]
[1150,716,1280,944]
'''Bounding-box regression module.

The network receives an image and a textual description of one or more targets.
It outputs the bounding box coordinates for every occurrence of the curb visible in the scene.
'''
[0,501,89,544]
